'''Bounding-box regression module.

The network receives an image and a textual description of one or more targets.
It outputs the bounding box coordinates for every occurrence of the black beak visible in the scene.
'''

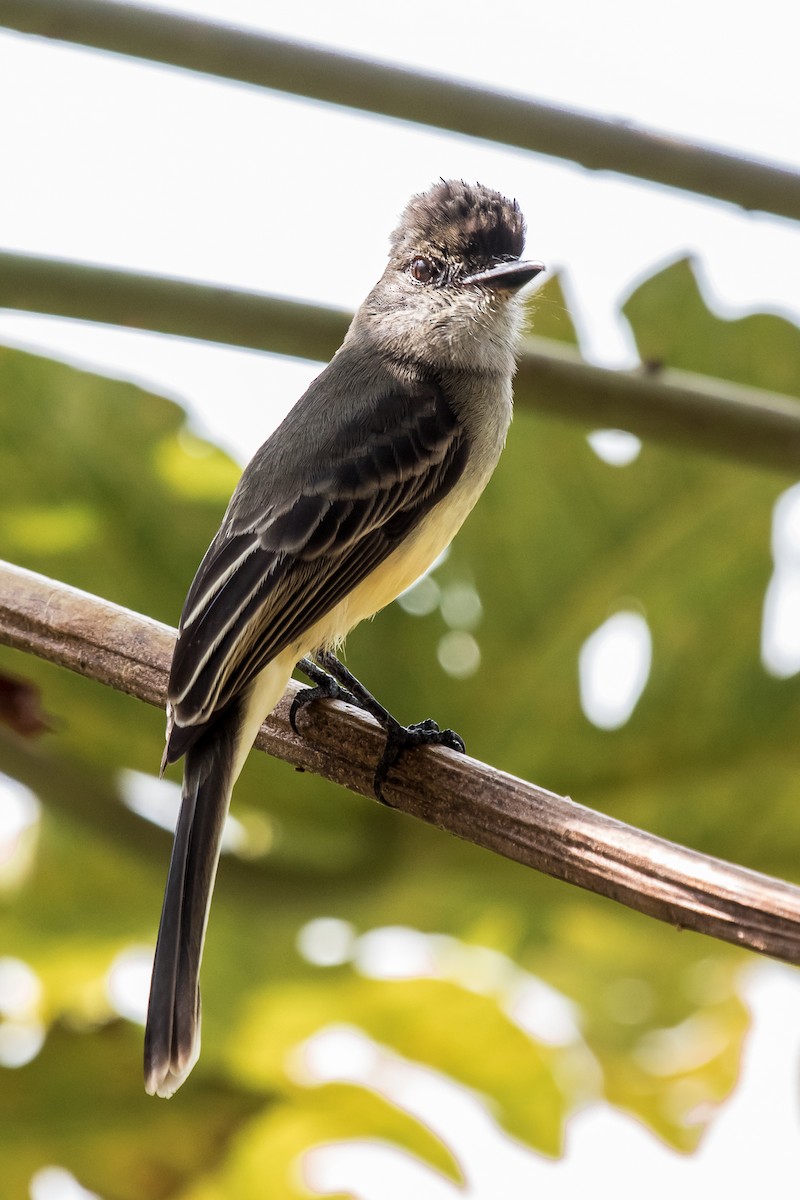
[463,259,545,291]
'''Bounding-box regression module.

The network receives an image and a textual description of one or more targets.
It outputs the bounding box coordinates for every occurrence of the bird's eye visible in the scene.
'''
[409,256,435,284]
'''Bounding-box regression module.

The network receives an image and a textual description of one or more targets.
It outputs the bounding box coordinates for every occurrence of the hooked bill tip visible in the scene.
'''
[463,259,545,291]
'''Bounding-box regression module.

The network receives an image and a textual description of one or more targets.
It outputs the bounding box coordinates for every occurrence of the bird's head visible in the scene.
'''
[357,179,544,374]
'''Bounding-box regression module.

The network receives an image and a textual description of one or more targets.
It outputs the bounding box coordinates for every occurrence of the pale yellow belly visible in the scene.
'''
[235,471,488,781]
[307,473,484,650]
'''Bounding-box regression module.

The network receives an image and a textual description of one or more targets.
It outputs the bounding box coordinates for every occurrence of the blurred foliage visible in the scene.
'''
[1,1021,265,1200]
[1,262,800,1196]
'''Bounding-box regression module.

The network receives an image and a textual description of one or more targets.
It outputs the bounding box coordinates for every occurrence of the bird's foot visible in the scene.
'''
[296,652,465,804]
[373,716,465,804]
[290,656,359,735]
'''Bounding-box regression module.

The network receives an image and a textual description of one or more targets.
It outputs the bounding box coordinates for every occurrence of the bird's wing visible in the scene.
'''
[164,382,468,761]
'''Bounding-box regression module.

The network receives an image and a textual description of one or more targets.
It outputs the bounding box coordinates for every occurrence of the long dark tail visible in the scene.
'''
[143,704,240,1097]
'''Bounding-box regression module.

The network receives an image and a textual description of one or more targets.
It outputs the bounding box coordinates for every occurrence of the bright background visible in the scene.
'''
[2,2,800,1197]
[2,0,800,461]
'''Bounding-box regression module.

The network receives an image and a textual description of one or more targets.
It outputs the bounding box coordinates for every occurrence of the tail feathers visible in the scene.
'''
[144,707,238,1098]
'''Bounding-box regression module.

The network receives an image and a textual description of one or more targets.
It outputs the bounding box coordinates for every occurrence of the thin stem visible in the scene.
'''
[1,0,799,218]
[1,251,799,473]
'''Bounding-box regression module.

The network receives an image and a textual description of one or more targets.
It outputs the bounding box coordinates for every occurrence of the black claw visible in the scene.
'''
[294,653,465,805]
[406,720,465,755]
[437,728,467,756]
[290,669,358,736]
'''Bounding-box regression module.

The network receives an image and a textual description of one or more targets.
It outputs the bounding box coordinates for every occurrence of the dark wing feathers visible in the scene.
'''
[164,383,467,762]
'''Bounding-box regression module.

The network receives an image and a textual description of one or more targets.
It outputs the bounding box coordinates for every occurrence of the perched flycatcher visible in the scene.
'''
[145,179,544,1096]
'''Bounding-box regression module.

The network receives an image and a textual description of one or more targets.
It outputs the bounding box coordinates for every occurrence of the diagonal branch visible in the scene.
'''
[2,558,800,964]
[2,251,800,473]
[1,0,799,220]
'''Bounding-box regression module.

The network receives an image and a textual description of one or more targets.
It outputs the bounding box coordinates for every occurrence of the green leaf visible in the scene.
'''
[179,1085,461,1200]
[2,249,798,1181]
[230,975,566,1157]
[622,257,800,396]
[0,1021,264,1200]
[523,272,579,345]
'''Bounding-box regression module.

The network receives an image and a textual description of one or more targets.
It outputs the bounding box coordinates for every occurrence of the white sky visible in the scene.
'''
[0,0,799,458]
[1,1,799,1195]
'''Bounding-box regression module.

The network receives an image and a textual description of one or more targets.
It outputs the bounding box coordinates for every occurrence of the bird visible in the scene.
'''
[144,179,544,1096]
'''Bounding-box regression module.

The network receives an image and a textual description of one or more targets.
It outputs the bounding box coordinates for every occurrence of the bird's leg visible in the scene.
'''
[291,655,359,733]
[294,650,465,804]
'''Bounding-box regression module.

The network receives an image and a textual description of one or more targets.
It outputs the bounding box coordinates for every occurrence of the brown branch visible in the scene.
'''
[2,251,800,474]
[2,558,800,963]
[1,0,799,219]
